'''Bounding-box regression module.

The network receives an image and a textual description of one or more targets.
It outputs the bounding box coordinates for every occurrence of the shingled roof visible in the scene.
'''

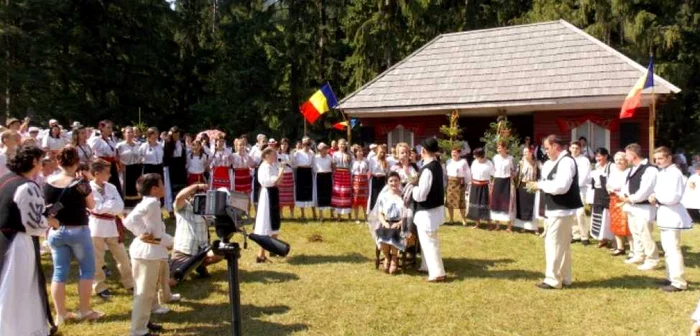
[339,20,680,116]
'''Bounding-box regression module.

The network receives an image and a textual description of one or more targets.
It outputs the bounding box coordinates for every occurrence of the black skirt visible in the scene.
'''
[143,163,164,176]
[168,156,188,195]
[467,184,490,221]
[490,177,511,212]
[516,186,535,221]
[253,167,261,204]
[295,167,313,202]
[267,186,281,232]
[369,176,387,211]
[316,172,332,208]
[109,161,123,199]
[124,163,142,207]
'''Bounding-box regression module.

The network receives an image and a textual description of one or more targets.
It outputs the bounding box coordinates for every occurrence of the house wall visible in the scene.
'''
[358,107,651,155]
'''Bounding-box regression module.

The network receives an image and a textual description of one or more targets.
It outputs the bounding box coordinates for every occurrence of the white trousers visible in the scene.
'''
[571,206,589,241]
[418,229,445,280]
[131,259,167,336]
[660,229,686,289]
[543,215,574,288]
[627,214,658,263]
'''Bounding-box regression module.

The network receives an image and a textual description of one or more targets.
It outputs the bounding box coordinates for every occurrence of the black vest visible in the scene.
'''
[0,173,31,237]
[626,163,656,204]
[416,159,444,211]
[544,154,583,211]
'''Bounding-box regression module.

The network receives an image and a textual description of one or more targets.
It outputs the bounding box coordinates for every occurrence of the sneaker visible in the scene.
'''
[152,305,171,315]
[637,262,658,271]
[96,289,112,300]
[168,293,181,303]
[624,256,644,264]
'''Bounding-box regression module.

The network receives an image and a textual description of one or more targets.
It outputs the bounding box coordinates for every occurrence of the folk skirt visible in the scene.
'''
[124,163,142,207]
[609,193,631,236]
[187,173,205,186]
[352,175,369,208]
[467,183,491,221]
[331,169,352,214]
[315,172,333,209]
[211,166,232,190]
[233,168,252,193]
[446,177,466,209]
[490,177,512,221]
[279,171,295,207]
[295,167,314,208]
[368,176,387,212]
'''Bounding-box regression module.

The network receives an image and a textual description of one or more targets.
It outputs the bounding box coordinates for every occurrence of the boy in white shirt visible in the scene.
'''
[124,173,174,336]
[88,159,134,299]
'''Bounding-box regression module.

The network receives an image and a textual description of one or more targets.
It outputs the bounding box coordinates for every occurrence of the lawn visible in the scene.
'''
[50,215,700,336]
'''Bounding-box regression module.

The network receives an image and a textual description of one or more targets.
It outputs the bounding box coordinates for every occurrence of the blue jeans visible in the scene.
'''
[48,226,96,282]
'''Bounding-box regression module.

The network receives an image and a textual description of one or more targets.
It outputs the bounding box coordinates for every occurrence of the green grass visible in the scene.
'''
[48,215,700,336]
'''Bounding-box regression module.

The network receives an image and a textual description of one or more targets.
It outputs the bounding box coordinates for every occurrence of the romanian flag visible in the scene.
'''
[333,121,348,130]
[300,83,338,124]
[620,58,654,119]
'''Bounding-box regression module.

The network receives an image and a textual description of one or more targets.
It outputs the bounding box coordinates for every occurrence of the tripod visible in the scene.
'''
[213,240,242,336]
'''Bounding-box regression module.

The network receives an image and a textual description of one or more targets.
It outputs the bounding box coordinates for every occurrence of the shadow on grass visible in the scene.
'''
[206,268,300,284]
[441,258,542,281]
[682,246,700,268]
[574,275,662,289]
[171,302,308,335]
[286,252,369,265]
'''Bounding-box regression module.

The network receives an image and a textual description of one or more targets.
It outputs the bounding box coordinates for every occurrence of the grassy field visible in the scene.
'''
[49,215,700,336]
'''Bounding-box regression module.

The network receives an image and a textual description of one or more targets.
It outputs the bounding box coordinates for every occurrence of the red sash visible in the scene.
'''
[90,212,125,243]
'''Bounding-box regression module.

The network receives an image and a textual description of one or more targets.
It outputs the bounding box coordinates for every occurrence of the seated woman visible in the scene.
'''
[370,172,411,274]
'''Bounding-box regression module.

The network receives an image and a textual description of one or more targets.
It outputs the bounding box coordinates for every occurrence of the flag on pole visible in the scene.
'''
[300,83,338,124]
[620,58,654,119]
[332,121,348,130]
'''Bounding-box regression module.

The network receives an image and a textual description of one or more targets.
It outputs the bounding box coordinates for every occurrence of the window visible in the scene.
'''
[387,125,414,149]
[571,120,610,151]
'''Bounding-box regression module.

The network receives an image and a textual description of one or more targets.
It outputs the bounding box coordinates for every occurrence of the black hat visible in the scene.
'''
[421,137,439,154]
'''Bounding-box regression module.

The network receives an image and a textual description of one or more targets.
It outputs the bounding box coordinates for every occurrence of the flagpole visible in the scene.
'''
[342,109,352,143]
[650,85,656,159]
[304,118,307,137]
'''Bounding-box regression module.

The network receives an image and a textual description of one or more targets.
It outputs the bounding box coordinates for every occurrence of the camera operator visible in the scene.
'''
[169,183,223,285]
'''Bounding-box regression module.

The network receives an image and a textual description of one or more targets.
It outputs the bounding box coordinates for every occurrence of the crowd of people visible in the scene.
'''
[2,116,700,335]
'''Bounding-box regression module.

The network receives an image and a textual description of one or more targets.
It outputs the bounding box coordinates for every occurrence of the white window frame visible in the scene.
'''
[571,120,610,150]
[387,125,414,149]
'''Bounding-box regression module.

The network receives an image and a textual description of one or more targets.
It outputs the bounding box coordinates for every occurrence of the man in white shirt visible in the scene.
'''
[123,174,173,336]
[569,141,592,246]
[412,138,446,282]
[649,146,692,291]
[620,143,659,271]
[0,130,18,177]
[367,143,378,162]
[682,162,700,223]
[529,134,582,289]
[249,133,267,204]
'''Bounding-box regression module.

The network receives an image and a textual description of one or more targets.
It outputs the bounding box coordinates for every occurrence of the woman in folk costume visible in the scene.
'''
[42,125,67,157]
[468,148,495,230]
[351,146,370,223]
[514,146,540,232]
[331,139,353,220]
[163,127,188,204]
[231,138,254,213]
[293,137,316,220]
[254,147,285,263]
[277,138,296,218]
[210,137,234,191]
[117,126,142,208]
[391,142,420,188]
[186,140,209,185]
[71,126,94,164]
[445,146,471,225]
[0,146,59,335]
[607,151,632,256]
[314,143,333,221]
[589,148,614,247]
[250,134,268,204]
[368,145,389,213]
[368,171,411,274]
[140,127,165,176]
[91,120,123,198]
[490,142,516,232]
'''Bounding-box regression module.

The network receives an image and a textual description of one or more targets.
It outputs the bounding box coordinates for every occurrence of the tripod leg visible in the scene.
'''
[226,250,242,336]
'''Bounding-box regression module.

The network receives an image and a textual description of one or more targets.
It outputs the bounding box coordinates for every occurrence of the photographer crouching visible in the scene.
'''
[169,183,223,285]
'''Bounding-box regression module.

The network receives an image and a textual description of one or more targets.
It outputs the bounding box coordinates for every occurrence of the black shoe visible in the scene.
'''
[147,322,164,332]
[611,249,626,256]
[97,289,112,300]
[571,238,581,244]
[660,285,684,292]
[196,270,212,279]
[536,282,558,290]
[581,240,590,246]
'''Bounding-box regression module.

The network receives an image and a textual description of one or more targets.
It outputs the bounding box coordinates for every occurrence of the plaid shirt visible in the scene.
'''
[173,202,209,256]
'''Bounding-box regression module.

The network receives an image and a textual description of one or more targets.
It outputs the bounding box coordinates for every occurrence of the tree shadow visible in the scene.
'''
[441,258,542,281]
[574,275,662,289]
[171,302,309,335]
[286,252,369,265]
[205,268,300,284]
[682,246,700,268]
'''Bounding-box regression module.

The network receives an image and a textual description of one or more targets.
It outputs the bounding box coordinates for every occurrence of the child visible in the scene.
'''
[210,137,233,190]
[351,147,369,223]
[186,140,209,185]
[88,159,134,299]
[314,143,333,221]
[123,173,174,336]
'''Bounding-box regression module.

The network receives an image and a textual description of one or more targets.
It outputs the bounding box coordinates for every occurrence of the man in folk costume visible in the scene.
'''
[619,143,659,271]
[569,141,592,246]
[412,138,446,282]
[528,135,582,289]
[649,146,692,292]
